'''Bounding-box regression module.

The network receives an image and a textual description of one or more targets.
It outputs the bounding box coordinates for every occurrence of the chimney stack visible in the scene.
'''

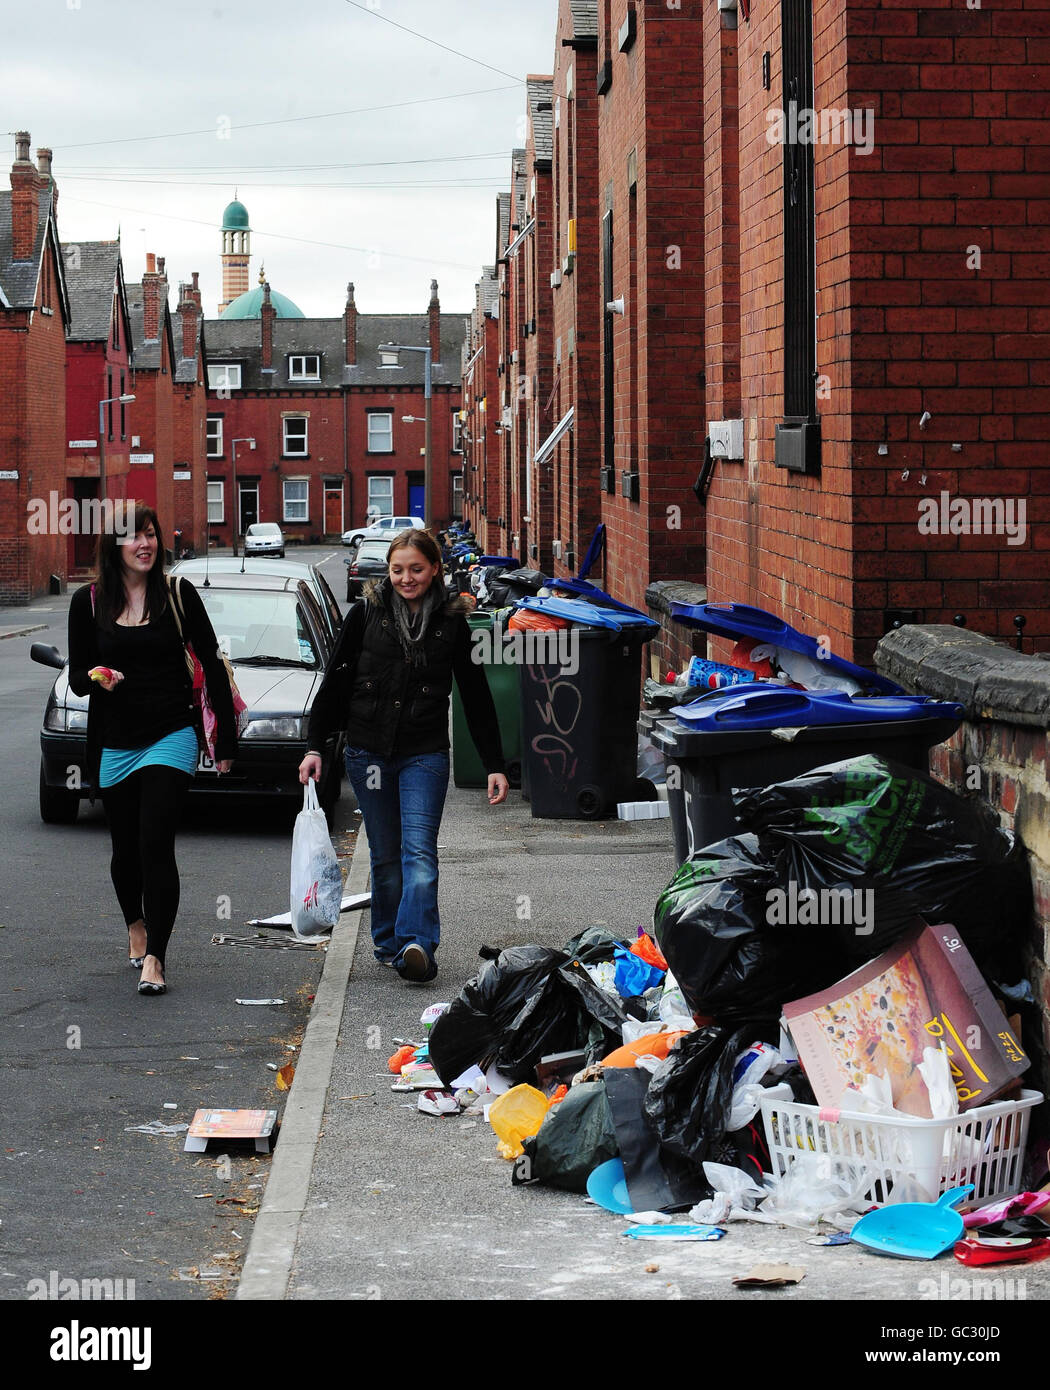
[10,130,41,262]
[344,282,358,367]
[178,281,200,360]
[142,251,167,341]
[260,281,275,369]
[188,271,201,308]
[428,278,441,364]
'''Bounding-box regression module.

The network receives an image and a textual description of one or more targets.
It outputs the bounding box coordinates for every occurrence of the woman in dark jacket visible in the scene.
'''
[300,529,507,983]
[67,506,237,995]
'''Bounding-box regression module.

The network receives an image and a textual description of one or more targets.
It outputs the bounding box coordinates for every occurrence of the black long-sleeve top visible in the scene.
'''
[307,588,504,774]
[68,578,238,791]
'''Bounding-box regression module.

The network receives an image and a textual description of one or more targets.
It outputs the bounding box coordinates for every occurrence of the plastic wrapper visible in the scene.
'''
[643,1024,756,1166]
[489,1084,550,1159]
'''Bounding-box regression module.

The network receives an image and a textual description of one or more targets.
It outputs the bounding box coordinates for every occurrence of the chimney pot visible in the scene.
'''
[146,251,156,274]
[14,131,31,164]
[36,148,52,178]
[157,255,165,277]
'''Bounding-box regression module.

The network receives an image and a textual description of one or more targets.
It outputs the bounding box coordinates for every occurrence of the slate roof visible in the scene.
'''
[204,312,468,391]
[175,310,204,385]
[0,184,56,309]
[511,150,528,236]
[570,0,599,39]
[62,240,121,342]
[480,266,499,315]
[527,78,554,165]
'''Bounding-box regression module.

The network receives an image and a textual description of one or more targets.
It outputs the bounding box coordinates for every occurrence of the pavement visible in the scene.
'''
[237,772,1050,1307]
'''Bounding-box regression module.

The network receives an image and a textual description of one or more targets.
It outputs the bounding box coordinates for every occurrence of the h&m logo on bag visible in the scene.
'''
[303,882,320,909]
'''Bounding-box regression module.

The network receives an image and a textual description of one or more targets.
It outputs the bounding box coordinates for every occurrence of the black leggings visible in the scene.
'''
[100,764,192,969]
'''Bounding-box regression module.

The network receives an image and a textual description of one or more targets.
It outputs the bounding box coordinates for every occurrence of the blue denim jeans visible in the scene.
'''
[344,746,449,963]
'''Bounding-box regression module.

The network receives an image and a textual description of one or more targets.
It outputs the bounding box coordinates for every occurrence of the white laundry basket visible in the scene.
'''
[760,1089,1042,1207]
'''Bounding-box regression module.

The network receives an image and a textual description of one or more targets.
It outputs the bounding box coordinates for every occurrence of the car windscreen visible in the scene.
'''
[247,523,281,537]
[356,541,390,560]
[196,589,319,667]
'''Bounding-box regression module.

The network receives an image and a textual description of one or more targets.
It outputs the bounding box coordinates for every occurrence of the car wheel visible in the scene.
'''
[39,761,79,824]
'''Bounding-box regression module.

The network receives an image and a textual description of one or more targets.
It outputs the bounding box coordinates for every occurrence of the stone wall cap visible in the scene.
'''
[876,624,1050,729]
[645,580,708,617]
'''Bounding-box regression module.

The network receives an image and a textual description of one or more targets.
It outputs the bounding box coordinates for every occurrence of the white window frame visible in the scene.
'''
[283,477,309,523]
[206,417,223,458]
[207,363,241,391]
[367,412,393,453]
[288,354,320,381]
[283,416,308,457]
[207,479,225,524]
[451,472,464,520]
[367,476,394,517]
[451,409,464,454]
[379,350,400,368]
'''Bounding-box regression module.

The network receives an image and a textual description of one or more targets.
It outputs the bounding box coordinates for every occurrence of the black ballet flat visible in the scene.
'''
[137,979,167,996]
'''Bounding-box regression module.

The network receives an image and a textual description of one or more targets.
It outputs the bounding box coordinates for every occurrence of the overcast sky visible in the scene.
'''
[8,0,558,317]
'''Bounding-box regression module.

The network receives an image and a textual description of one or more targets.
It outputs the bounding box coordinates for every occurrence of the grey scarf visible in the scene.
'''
[386,578,445,667]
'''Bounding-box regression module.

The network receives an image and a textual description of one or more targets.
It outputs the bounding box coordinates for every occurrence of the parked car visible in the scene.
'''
[341,515,424,547]
[243,522,285,557]
[170,555,343,646]
[345,537,392,600]
[32,574,344,824]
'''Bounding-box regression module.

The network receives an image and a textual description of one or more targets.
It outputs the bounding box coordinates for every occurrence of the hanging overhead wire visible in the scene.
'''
[340,0,524,83]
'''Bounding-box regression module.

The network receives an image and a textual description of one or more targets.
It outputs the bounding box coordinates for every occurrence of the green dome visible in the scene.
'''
[222,199,250,230]
[220,285,305,319]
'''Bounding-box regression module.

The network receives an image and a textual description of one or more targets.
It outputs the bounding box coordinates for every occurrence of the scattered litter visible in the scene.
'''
[184,1109,278,1154]
[179,1056,200,1061]
[177,1267,223,1282]
[732,1265,807,1289]
[193,1193,215,1199]
[624,1224,726,1241]
[162,1103,177,1110]
[266,1063,279,1072]
[124,1120,189,1136]
[214,932,326,951]
[645,1263,660,1273]
[418,1090,460,1117]
[806,1232,853,1247]
[235,998,286,1006]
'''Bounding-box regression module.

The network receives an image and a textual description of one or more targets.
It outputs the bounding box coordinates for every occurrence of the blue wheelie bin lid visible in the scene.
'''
[479,555,520,567]
[670,684,964,733]
[514,595,659,635]
[668,601,903,695]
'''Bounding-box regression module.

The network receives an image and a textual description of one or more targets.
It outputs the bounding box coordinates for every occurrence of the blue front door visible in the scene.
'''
[409,482,425,518]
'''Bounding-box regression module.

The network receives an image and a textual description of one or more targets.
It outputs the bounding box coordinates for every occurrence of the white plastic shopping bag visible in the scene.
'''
[290,781,343,939]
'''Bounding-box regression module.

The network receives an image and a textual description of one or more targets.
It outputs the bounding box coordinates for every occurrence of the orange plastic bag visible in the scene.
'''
[631,933,668,972]
[489,1084,550,1159]
[387,1044,416,1075]
[600,1030,689,1069]
[508,607,572,633]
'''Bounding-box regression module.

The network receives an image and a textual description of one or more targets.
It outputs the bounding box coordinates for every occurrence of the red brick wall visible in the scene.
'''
[207,383,460,543]
[0,272,67,601]
[550,0,602,580]
[845,0,1050,658]
[598,0,707,612]
[524,86,556,574]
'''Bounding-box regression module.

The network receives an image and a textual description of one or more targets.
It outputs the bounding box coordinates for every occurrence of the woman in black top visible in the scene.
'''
[300,529,508,983]
[67,506,237,994]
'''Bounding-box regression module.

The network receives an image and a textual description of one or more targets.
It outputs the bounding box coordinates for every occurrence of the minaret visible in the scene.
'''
[219,195,251,314]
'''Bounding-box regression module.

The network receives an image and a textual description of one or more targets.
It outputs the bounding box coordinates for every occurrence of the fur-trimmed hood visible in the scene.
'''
[362,574,473,618]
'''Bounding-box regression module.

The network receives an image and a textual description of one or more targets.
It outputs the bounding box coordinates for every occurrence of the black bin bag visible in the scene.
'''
[733,753,1032,981]
[652,836,845,1021]
[428,946,568,1088]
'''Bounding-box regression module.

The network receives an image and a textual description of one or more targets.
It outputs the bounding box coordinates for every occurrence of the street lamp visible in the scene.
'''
[381,342,432,528]
[98,393,136,505]
[230,437,256,557]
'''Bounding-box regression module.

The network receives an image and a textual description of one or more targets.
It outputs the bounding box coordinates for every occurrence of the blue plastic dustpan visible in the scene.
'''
[850,1185,974,1260]
[587,1158,634,1214]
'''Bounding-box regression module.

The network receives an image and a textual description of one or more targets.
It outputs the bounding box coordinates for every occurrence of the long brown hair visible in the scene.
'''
[93,504,169,630]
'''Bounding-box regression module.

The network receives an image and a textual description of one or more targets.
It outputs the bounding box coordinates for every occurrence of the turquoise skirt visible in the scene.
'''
[98,725,199,789]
